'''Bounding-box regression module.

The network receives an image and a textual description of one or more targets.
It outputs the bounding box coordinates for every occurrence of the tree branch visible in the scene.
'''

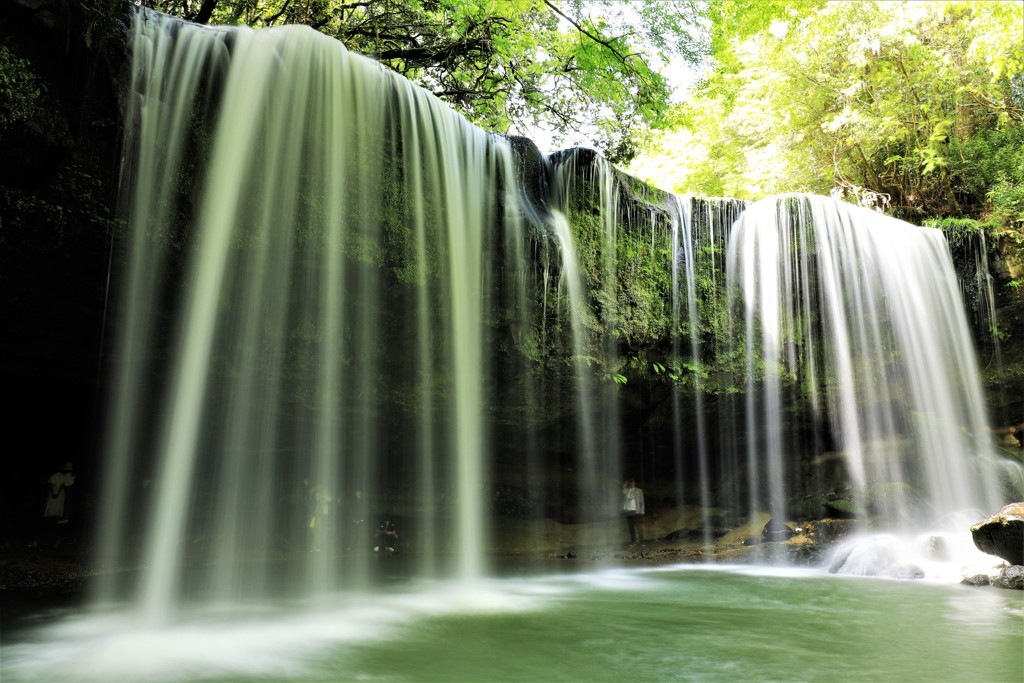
[542,0,634,67]
[192,0,218,25]
[377,38,489,64]
[261,0,294,27]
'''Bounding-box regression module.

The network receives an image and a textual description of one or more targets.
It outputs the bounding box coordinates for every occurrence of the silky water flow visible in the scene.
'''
[548,150,624,533]
[94,10,529,614]
[2,10,1021,683]
[727,195,1015,573]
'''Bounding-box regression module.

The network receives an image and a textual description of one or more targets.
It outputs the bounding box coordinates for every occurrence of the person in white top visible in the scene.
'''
[43,462,76,522]
[621,478,645,546]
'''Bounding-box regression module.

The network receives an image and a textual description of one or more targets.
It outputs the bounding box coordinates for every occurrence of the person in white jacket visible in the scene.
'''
[621,479,645,545]
[43,462,76,522]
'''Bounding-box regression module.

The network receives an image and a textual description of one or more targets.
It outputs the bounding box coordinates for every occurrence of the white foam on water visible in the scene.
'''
[2,579,563,683]
[827,529,1007,583]
[1,568,705,682]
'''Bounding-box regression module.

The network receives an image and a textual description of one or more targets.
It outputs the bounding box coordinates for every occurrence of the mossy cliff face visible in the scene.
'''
[496,144,759,519]
[507,148,1024,529]
[929,218,1024,427]
[508,145,746,392]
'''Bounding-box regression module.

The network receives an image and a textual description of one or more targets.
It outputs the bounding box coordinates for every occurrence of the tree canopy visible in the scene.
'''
[147,0,708,163]
[630,0,1024,236]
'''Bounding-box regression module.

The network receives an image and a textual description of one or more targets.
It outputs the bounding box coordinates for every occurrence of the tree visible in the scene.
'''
[631,0,1024,230]
[147,0,708,163]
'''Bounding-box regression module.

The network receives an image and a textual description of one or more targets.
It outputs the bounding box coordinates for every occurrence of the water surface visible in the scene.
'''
[3,565,1021,682]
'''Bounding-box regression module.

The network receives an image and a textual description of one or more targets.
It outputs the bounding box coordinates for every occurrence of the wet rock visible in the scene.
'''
[822,499,863,519]
[960,574,992,587]
[827,536,923,579]
[889,564,925,580]
[927,535,950,561]
[762,519,796,542]
[970,502,1024,565]
[994,565,1024,590]
[490,485,537,518]
[665,528,701,540]
[505,136,550,225]
[782,534,821,565]
[802,519,858,547]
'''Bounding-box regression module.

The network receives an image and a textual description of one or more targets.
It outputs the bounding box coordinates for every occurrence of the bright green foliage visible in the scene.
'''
[148,0,708,163]
[631,0,1024,230]
[923,216,981,243]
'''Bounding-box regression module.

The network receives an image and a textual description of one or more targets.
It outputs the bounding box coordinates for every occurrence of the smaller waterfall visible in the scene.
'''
[941,225,1003,381]
[549,150,623,530]
[668,195,694,513]
[548,208,601,517]
[727,195,1004,538]
[666,195,748,546]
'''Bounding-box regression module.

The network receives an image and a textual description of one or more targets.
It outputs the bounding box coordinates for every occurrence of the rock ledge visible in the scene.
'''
[970,502,1024,566]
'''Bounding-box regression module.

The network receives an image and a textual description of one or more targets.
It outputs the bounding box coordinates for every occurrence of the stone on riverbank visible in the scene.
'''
[994,565,1024,590]
[960,573,992,587]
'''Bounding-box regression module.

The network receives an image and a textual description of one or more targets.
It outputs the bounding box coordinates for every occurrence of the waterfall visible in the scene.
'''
[97,10,525,618]
[944,226,1003,384]
[10,8,1024,683]
[549,150,622,530]
[726,195,1005,536]
[667,196,748,547]
[94,10,1019,622]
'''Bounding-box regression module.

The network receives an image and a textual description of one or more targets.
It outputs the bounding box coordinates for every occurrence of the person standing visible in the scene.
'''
[621,478,645,546]
[43,462,76,523]
[374,518,398,554]
[307,482,331,552]
[34,462,76,547]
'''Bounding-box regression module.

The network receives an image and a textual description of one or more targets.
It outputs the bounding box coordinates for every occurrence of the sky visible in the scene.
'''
[513,0,708,155]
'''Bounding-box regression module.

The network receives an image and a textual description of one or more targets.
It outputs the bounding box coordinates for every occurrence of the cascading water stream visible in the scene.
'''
[666,195,748,548]
[945,227,1003,385]
[727,195,1005,550]
[549,151,623,529]
[668,195,692,514]
[97,9,526,619]
[93,5,1020,621]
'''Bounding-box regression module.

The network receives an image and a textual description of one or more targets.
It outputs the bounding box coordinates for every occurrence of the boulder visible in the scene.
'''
[827,538,925,580]
[994,565,1024,590]
[960,574,992,587]
[970,502,1024,566]
[802,519,858,547]
[822,499,863,519]
[926,535,950,561]
[762,518,796,542]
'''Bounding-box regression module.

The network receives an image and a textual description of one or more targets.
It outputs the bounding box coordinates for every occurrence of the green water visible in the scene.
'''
[3,566,1021,682]
[333,568,1022,683]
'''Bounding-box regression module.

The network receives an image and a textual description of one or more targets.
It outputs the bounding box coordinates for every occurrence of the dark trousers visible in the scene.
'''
[625,513,643,544]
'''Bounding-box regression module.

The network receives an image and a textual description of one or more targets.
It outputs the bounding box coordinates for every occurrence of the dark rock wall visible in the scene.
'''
[1,1,127,540]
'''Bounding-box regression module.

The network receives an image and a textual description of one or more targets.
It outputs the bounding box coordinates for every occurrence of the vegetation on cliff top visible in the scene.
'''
[630,0,1024,241]
[142,0,709,164]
